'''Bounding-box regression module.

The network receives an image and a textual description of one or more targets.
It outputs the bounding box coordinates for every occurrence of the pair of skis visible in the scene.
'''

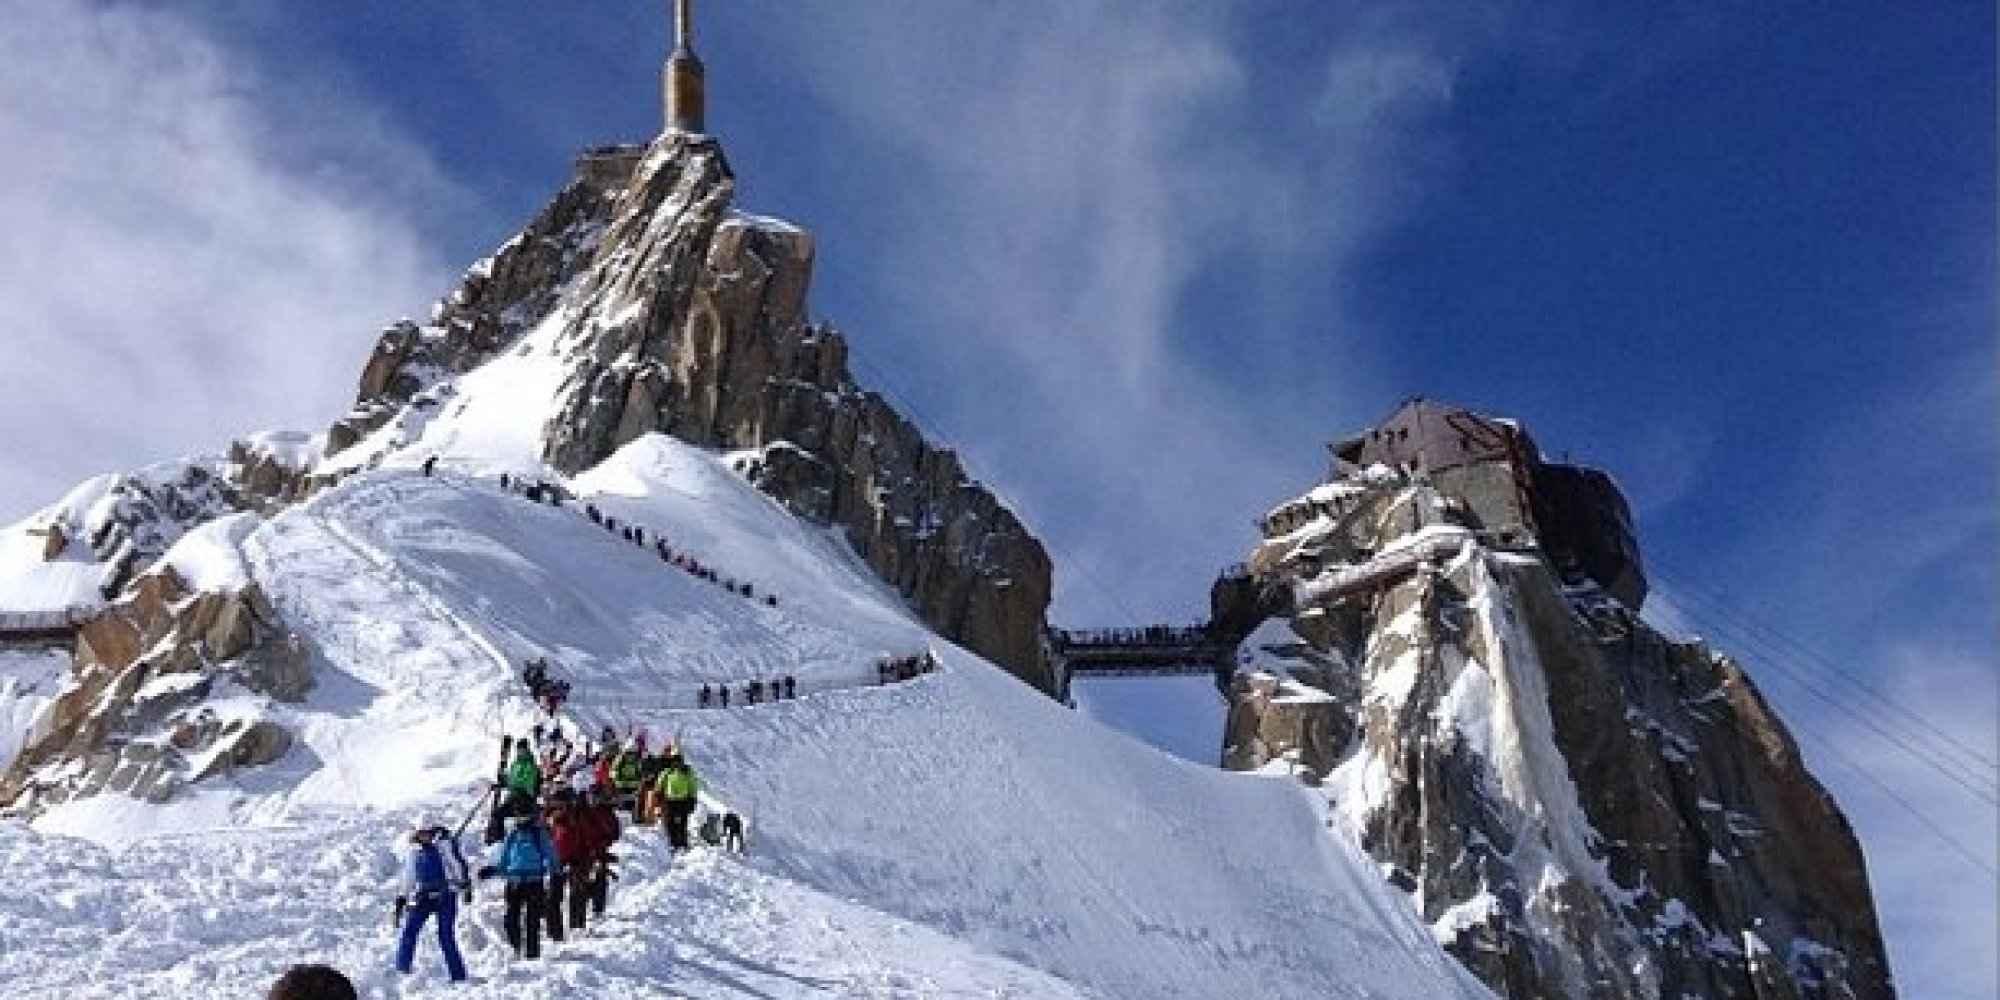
[479,734,514,844]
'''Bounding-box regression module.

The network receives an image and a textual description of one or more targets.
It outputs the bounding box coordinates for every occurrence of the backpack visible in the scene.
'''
[612,752,642,787]
[662,765,698,801]
[501,824,555,879]
[413,829,467,891]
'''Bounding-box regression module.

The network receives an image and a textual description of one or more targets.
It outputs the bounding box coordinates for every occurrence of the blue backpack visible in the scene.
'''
[500,824,555,879]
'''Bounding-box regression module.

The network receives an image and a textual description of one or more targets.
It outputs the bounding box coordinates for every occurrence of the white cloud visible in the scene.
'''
[755,2,1470,621]
[1792,641,1998,1000]
[0,0,456,523]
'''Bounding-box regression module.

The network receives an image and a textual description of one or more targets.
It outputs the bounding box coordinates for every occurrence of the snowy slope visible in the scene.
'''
[2,435,1491,998]
[0,475,122,619]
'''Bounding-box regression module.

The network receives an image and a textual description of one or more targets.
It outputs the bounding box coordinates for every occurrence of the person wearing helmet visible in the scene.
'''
[392,817,469,983]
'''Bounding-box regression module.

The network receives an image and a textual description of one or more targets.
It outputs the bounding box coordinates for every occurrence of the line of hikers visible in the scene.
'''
[580,500,781,609]
[482,465,785,611]
[393,784,622,981]
[877,651,939,684]
[697,676,796,707]
[394,724,741,983]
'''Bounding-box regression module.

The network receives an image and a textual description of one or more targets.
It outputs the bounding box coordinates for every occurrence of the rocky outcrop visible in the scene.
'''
[0,563,306,813]
[226,433,321,513]
[1226,414,1892,999]
[324,147,635,461]
[39,461,248,600]
[347,134,1055,689]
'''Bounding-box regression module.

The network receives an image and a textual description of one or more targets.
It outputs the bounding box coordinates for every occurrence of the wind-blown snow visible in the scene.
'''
[1,434,1493,999]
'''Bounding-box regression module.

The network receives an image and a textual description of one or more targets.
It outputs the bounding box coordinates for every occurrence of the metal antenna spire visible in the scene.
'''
[663,0,706,133]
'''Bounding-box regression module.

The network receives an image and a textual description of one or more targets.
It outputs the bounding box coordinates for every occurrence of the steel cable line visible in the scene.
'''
[1654,558,1997,775]
[1651,570,1997,806]
[1784,712,1997,879]
[1642,574,1997,875]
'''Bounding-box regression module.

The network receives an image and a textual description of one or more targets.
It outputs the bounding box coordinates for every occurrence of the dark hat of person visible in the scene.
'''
[267,963,357,1000]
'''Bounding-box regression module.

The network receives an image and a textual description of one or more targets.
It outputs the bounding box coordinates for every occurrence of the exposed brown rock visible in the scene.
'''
[38,522,67,562]
[227,437,319,512]
[0,566,306,815]
[349,134,1056,689]
[1225,412,1893,999]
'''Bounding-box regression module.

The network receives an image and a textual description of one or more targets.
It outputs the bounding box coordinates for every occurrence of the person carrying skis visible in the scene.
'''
[610,740,646,819]
[480,811,559,961]
[393,817,470,983]
[657,750,701,851]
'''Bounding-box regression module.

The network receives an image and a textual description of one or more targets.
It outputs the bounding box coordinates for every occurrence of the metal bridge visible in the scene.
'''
[0,606,95,645]
[1048,625,1235,697]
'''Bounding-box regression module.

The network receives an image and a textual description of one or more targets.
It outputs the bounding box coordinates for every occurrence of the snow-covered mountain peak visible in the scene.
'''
[4,432,1496,997]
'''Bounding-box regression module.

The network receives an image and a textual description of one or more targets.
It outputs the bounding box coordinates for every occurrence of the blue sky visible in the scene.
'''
[0,2,1992,996]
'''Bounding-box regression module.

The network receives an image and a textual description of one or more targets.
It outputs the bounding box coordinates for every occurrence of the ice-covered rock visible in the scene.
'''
[1225,405,1893,999]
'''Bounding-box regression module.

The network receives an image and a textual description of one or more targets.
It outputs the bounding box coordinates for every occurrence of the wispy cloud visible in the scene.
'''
[0,0,456,522]
[753,2,1477,621]
[1798,640,1998,1000]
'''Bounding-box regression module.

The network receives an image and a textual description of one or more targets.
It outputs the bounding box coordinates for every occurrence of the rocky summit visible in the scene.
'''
[326,136,1054,691]
[1223,399,1893,999]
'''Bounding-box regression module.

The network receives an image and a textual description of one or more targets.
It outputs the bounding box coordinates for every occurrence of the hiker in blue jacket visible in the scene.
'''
[393,817,470,983]
[481,811,559,960]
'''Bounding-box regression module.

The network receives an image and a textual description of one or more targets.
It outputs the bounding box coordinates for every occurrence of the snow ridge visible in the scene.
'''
[2,438,1497,997]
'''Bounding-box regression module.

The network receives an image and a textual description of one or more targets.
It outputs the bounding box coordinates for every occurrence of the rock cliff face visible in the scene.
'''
[1225,411,1893,1000]
[325,149,626,460]
[0,558,305,813]
[328,136,1054,689]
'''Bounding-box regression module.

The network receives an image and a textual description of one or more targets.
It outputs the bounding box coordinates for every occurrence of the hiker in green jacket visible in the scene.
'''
[505,741,542,801]
[657,751,700,851]
[610,742,646,820]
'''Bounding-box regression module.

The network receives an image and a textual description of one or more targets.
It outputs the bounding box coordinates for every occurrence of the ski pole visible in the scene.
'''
[454,785,497,841]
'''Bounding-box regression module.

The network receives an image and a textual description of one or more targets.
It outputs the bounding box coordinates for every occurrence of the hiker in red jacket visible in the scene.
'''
[544,795,584,941]
[566,788,622,929]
